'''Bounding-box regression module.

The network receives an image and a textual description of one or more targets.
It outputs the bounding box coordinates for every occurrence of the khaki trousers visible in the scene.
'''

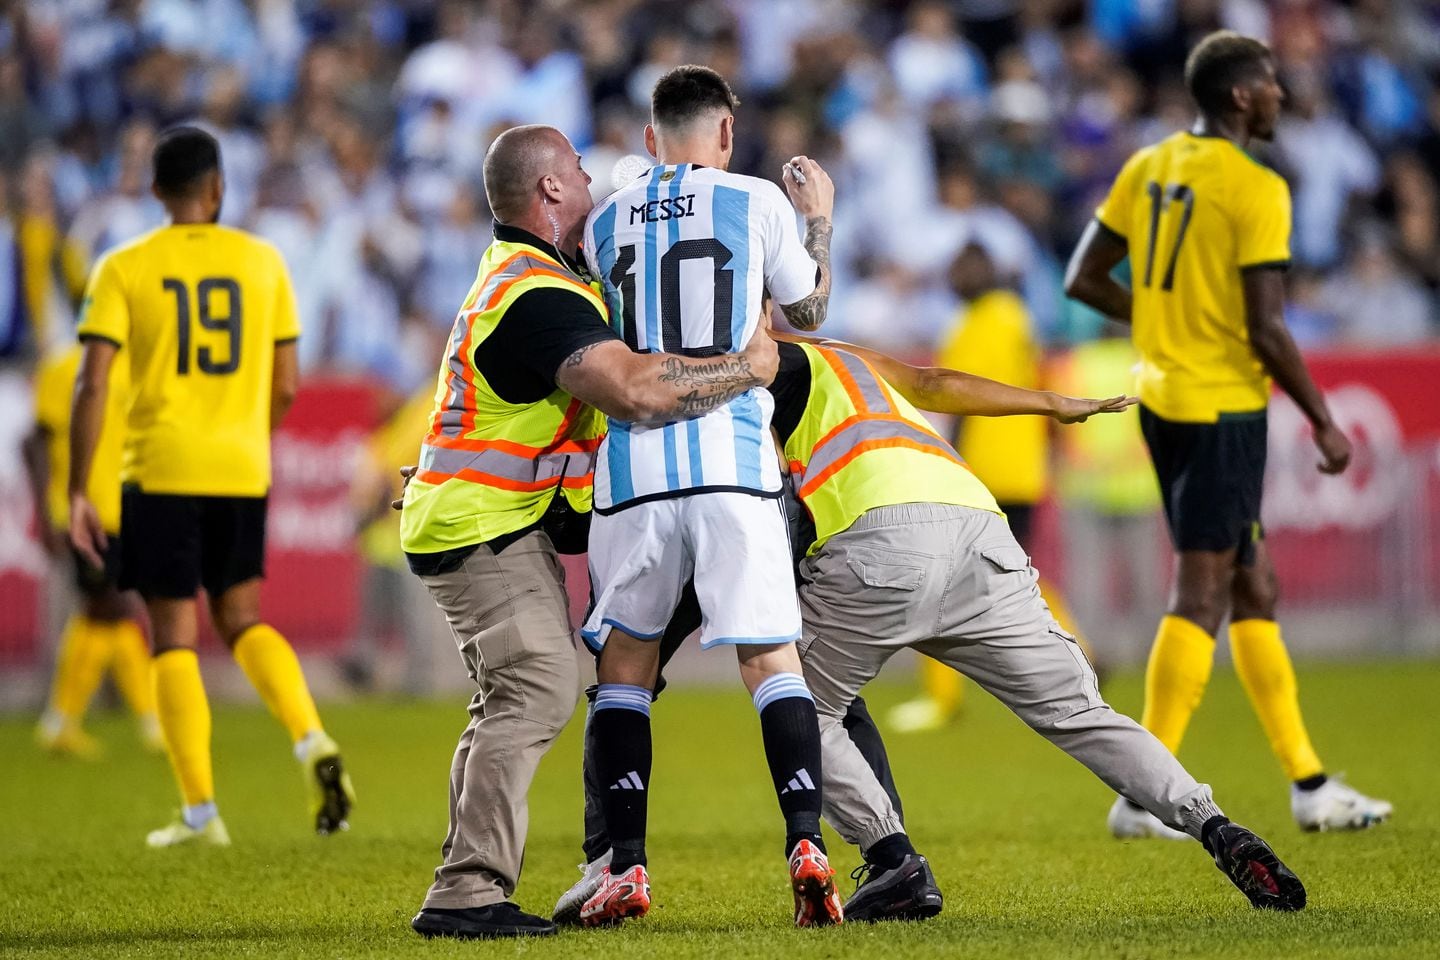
[797,504,1223,854]
[417,531,580,908]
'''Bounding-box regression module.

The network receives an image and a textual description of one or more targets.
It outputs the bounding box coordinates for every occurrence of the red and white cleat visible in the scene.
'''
[580,864,651,927]
[789,839,844,927]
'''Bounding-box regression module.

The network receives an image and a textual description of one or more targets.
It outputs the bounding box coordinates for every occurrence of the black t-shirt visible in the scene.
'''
[473,286,621,404]
[769,341,813,448]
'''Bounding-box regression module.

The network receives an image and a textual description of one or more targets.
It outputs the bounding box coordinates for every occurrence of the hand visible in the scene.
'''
[1314,421,1351,475]
[1050,394,1138,424]
[781,156,834,220]
[742,322,780,387]
[391,465,417,510]
[68,493,107,569]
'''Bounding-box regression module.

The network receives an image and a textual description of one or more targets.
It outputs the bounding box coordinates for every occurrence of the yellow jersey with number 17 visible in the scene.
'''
[75,223,300,497]
[1095,131,1291,423]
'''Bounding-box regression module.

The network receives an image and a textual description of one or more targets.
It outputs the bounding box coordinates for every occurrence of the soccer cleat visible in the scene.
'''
[885,698,956,734]
[411,902,556,939]
[1206,821,1305,911]
[1107,796,1189,841]
[843,854,943,922]
[788,839,843,927]
[146,813,232,848]
[298,732,354,835]
[1291,777,1392,832]
[580,864,651,926]
[553,849,612,925]
[35,719,102,760]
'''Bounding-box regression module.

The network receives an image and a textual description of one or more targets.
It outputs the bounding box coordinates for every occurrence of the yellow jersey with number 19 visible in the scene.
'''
[75,223,300,497]
[1095,131,1291,423]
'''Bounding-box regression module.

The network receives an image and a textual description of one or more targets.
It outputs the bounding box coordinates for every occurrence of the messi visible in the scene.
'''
[629,194,696,224]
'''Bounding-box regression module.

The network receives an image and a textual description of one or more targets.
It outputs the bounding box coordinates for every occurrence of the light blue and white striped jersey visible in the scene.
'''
[583,163,819,511]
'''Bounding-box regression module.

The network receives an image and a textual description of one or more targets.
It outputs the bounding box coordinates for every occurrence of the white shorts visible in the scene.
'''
[581,492,802,651]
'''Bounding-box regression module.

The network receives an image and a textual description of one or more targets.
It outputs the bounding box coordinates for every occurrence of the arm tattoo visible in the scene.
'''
[648,353,763,422]
[780,215,833,332]
[657,354,754,387]
[562,341,605,369]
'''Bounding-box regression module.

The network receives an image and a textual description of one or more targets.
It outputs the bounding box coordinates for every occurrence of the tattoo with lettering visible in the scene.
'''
[675,388,742,417]
[657,354,755,387]
[780,215,833,331]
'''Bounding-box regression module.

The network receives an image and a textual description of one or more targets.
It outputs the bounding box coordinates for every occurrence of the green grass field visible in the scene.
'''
[3,661,1437,959]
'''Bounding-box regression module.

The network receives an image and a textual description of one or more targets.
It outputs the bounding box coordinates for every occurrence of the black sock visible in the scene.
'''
[1199,815,1231,854]
[1294,773,1328,792]
[580,687,611,864]
[592,685,653,872]
[844,696,905,824]
[754,674,824,856]
[866,832,917,871]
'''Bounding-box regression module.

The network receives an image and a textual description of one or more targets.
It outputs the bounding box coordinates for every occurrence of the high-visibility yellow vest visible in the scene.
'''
[784,343,1001,554]
[400,238,607,554]
[1052,338,1160,516]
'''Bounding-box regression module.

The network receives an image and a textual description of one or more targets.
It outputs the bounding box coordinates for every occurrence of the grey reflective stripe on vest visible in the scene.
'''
[419,441,595,485]
[834,349,893,414]
[794,418,955,493]
[436,253,579,439]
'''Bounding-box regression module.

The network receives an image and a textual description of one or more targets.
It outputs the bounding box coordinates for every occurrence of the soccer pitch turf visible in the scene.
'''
[2,661,1437,959]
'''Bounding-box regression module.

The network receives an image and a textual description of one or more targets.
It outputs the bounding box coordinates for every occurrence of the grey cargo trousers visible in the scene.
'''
[416,530,580,908]
[797,503,1223,853]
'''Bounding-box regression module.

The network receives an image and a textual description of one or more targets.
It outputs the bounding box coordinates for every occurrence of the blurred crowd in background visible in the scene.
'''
[3,0,1440,699]
[4,0,1440,389]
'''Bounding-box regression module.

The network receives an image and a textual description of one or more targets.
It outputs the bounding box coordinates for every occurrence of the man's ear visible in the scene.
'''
[539,173,563,203]
[720,114,733,153]
[1231,83,1252,115]
[644,123,659,160]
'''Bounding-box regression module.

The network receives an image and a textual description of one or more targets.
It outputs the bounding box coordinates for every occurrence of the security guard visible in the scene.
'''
[400,124,777,941]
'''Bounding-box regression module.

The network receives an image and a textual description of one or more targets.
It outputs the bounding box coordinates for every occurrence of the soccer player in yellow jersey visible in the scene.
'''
[68,126,355,847]
[26,342,160,758]
[1066,31,1391,836]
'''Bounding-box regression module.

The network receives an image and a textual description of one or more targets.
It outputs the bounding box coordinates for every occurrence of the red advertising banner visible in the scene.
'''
[3,351,1436,668]
[0,376,381,665]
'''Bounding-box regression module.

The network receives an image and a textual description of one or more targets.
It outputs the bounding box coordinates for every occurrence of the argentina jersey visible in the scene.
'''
[583,163,820,512]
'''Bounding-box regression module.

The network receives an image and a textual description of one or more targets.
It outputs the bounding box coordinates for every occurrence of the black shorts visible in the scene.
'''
[1140,405,1267,566]
[118,487,268,600]
[996,503,1034,551]
[72,539,121,597]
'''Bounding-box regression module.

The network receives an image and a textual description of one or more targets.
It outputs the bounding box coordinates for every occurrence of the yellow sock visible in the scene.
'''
[921,656,964,715]
[154,649,214,805]
[232,624,323,743]
[1038,576,1098,663]
[48,616,113,721]
[1229,619,1324,781]
[107,619,157,718]
[1140,615,1216,755]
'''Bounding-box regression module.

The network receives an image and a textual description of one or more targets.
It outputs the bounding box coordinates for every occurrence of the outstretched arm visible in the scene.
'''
[1064,220,1133,324]
[773,330,1134,423]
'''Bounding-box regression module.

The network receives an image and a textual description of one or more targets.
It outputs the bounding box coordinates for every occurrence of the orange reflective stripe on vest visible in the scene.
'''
[794,416,965,498]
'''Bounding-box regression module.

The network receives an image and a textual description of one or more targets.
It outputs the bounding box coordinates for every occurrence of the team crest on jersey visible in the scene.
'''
[659,170,675,182]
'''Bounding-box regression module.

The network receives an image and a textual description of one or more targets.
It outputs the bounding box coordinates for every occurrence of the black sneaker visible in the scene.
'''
[411,902,558,939]
[1207,822,1306,911]
[843,854,944,922]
